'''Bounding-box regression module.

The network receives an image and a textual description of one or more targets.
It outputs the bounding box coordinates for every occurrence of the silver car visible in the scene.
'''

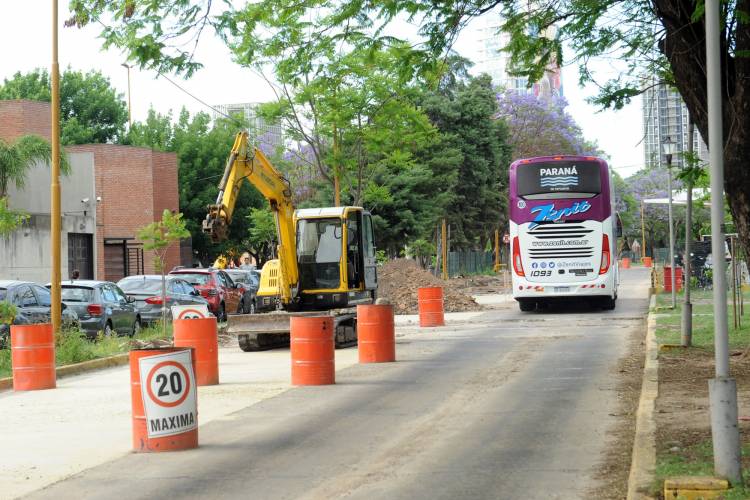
[117,275,209,325]
[0,281,79,348]
[48,280,140,338]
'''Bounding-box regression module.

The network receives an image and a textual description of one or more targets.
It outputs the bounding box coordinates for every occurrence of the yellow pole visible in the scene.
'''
[494,229,500,272]
[50,0,62,332]
[641,200,646,260]
[441,218,448,280]
[332,121,340,207]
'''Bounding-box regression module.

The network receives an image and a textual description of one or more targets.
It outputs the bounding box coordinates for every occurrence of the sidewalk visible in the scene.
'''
[0,309,492,500]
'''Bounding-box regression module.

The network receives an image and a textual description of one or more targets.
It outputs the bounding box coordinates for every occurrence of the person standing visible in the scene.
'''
[240,256,255,270]
[631,239,641,263]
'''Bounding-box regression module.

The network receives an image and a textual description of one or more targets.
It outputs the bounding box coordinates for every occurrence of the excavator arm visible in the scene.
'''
[203,131,299,304]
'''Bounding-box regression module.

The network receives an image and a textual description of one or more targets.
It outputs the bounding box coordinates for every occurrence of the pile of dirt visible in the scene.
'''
[377,259,483,315]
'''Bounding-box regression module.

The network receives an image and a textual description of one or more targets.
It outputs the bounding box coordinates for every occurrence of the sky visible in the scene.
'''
[0,1,644,178]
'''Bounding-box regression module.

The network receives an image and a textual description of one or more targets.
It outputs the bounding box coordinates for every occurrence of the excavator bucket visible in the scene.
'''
[227,309,358,352]
[227,312,294,351]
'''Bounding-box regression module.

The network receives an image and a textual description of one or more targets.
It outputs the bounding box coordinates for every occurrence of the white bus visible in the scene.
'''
[509,155,620,311]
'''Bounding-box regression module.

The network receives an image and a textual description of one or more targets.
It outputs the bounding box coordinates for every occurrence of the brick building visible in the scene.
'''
[0,100,182,283]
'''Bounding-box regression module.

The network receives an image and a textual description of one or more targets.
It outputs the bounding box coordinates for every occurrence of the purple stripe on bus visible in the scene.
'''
[508,156,611,225]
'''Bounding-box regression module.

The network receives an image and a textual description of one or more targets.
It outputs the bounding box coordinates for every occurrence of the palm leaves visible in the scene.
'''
[0,134,70,198]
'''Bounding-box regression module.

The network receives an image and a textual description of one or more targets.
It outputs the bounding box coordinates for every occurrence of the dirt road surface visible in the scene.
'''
[26,269,650,500]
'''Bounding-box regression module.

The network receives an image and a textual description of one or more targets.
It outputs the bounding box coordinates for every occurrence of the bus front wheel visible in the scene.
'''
[518,299,536,312]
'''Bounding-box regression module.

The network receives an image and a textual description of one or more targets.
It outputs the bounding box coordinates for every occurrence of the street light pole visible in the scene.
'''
[121,63,132,128]
[663,136,677,309]
[706,0,742,484]
[682,119,694,346]
[50,0,62,333]
[641,200,646,262]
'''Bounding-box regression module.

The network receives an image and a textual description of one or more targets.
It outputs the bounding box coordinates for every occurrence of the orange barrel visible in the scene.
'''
[130,347,198,452]
[621,257,631,269]
[173,317,219,386]
[357,304,396,363]
[290,316,334,386]
[418,287,445,327]
[11,323,56,391]
[643,256,653,267]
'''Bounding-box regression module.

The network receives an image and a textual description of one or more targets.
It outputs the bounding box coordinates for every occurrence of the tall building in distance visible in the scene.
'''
[473,13,562,97]
[641,78,708,168]
[212,102,285,153]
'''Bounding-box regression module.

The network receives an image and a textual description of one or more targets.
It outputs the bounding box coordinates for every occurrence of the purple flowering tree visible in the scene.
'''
[495,91,601,159]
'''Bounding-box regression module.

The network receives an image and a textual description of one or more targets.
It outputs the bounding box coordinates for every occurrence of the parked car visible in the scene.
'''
[0,280,79,349]
[117,275,209,325]
[46,280,140,339]
[225,269,261,314]
[168,268,243,321]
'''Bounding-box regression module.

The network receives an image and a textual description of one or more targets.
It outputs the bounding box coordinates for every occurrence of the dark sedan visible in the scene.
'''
[0,280,79,348]
[224,269,260,314]
[47,280,140,338]
[117,275,209,325]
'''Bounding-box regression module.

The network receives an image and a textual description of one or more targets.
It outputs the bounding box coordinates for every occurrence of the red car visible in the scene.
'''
[168,268,243,321]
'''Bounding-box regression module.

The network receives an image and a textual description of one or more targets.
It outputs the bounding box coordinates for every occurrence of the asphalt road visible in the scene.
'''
[29,268,650,500]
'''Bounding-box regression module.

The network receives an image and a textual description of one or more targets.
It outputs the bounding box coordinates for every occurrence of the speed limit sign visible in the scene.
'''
[139,350,197,438]
[171,304,210,319]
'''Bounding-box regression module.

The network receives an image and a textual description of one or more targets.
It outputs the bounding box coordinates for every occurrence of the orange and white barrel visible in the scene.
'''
[290,316,334,385]
[173,317,219,386]
[357,304,395,363]
[11,323,56,391]
[418,287,445,327]
[130,347,198,452]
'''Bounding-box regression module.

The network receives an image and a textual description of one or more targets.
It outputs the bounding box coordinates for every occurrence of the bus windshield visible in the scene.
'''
[516,161,601,199]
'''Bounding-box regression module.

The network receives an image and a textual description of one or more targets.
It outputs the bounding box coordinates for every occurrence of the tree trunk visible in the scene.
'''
[160,263,168,336]
[657,0,750,260]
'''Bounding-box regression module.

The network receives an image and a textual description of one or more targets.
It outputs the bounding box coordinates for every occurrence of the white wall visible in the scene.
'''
[1,152,96,283]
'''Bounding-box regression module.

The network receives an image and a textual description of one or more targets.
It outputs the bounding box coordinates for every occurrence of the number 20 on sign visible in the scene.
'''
[139,350,198,438]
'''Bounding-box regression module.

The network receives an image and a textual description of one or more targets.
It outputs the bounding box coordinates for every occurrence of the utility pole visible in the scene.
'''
[121,63,132,128]
[494,229,500,272]
[50,0,62,333]
[441,218,448,280]
[682,119,694,346]
[663,136,677,308]
[706,0,742,484]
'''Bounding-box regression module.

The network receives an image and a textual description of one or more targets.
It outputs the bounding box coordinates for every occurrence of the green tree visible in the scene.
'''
[246,207,277,267]
[0,134,69,199]
[127,108,266,262]
[420,75,513,249]
[0,197,28,237]
[0,68,128,144]
[68,0,750,267]
[406,238,436,269]
[137,209,190,333]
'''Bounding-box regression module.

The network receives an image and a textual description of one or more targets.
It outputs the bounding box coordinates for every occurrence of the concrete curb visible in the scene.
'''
[626,293,658,500]
[0,353,129,392]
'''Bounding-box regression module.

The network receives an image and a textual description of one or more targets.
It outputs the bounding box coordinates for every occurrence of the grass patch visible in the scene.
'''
[0,324,172,379]
[653,289,750,350]
[654,441,750,499]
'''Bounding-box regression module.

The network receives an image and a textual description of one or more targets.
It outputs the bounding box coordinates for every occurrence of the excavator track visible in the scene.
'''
[230,309,358,352]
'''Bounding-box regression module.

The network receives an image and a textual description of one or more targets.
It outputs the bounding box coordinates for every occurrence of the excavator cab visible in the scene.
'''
[294,206,377,310]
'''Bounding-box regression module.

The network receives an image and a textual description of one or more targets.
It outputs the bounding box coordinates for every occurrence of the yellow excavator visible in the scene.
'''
[203,131,378,351]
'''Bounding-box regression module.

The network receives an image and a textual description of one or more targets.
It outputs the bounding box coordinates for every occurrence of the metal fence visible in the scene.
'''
[445,251,499,277]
